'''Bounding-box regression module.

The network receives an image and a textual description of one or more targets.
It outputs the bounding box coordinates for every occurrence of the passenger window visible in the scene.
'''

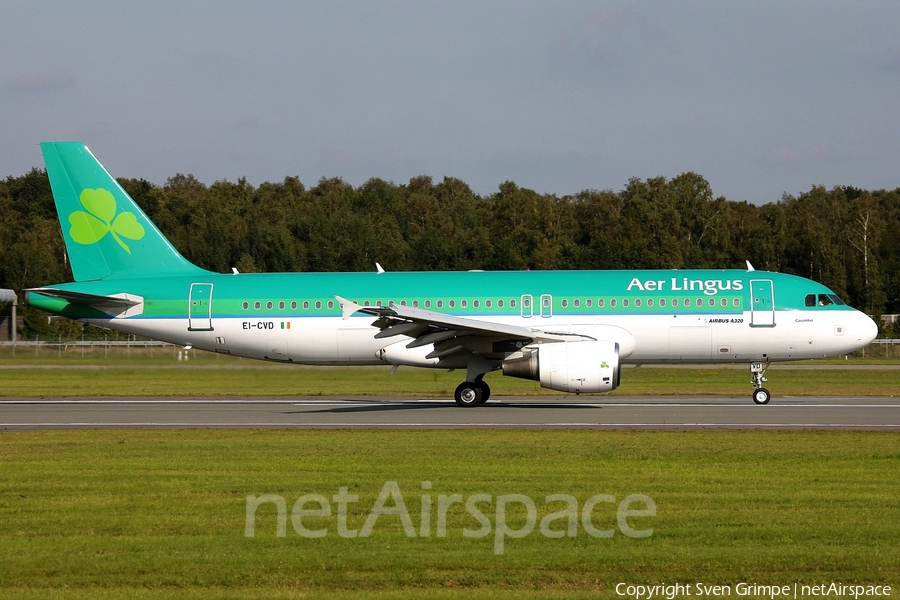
[315,301,322,309]
[485,300,492,308]
[733,298,740,307]
[497,299,503,308]
[327,301,334,309]
[647,298,653,307]
[623,299,629,307]
[278,301,285,310]
[611,299,617,308]
[561,299,568,308]
[598,299,605,307]
[437,300,443,308]
[461,300,467,308]
[509,299,516,308]
[659,298,665,307]
[266,301,273,310]
[449,300,455,308]
[412,300,419,308]
[303,301,309,310]
[696,298,703,307]
[473,300,479,308]
[291,301,297,310]
[634,299,641,307]
[242,302,249,310]
[424,300,431,308]
[586,299,592,307]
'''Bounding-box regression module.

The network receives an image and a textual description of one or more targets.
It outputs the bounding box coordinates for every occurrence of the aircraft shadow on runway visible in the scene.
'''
[288,400,600,415]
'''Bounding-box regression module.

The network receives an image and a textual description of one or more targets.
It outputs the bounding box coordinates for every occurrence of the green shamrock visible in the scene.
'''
[68,188,145,254]
[601,361,609,369]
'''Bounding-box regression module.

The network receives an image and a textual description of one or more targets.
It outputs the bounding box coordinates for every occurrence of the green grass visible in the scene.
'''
[1,359,898,397]
[1,344,898,397]
[0,430,897,599]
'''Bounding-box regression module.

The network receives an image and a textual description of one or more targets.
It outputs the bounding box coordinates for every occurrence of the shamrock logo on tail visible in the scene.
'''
[68,188,145,254]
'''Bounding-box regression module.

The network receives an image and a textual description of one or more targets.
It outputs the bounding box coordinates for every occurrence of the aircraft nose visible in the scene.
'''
[856,312,879,350]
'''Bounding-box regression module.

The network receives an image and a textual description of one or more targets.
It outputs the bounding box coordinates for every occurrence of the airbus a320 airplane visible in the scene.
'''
[25,142,878,406]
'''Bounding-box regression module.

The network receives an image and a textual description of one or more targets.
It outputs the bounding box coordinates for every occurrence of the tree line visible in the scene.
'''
[1,167,898,337]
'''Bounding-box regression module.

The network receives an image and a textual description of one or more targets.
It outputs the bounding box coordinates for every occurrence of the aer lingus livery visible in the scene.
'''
[26,142,878,406]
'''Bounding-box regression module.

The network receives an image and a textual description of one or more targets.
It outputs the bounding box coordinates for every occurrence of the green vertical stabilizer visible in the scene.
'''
[40,142,211,281]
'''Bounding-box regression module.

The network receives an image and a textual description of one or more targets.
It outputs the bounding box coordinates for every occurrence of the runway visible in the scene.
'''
[1,396,898,430]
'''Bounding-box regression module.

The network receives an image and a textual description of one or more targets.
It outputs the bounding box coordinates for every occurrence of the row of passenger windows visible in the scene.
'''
[561,297,741,308]
[240,297,742,311]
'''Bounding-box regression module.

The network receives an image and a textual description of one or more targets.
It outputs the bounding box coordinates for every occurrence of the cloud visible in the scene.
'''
[883,46,900,72]
[5,70,76,92]
[547,8,677,76]
[233,116,262,131]
[761,144,838,166]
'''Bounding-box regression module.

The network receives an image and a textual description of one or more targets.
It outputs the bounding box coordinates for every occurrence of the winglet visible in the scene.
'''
[746,260,755,272]
[376,262,385,274]
[336,295,362,320]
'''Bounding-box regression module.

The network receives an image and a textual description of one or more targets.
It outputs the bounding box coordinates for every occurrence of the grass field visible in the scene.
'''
[1,346,899,397]
[0,429,898,599]
[1,349,897,598]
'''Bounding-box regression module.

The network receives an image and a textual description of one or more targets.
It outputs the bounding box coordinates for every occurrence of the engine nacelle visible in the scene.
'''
[502,340,621,393]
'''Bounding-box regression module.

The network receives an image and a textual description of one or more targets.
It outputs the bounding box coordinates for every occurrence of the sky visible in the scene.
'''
[2,1,899,205]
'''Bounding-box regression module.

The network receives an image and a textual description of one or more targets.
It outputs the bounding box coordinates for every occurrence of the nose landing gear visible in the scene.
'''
[750,361,771,404]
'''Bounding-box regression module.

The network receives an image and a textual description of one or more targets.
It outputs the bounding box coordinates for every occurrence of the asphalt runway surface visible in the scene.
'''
[1,395,898,430]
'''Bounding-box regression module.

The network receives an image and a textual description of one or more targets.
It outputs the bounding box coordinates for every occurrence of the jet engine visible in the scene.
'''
[501,340,621,393]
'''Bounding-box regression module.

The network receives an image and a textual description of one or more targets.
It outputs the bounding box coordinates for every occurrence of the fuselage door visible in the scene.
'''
[521,294,533,318]
[750,279,775,327]
[188,283,214,331]
[540,294,553,318]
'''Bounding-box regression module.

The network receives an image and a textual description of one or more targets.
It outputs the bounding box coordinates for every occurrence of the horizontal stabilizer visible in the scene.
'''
[25,288,144,317]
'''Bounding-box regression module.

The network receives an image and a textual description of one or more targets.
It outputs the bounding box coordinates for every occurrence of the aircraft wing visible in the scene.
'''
[335,295,590,360]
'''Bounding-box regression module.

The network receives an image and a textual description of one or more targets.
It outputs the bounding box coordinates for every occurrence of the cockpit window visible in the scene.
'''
[806,293,848,307]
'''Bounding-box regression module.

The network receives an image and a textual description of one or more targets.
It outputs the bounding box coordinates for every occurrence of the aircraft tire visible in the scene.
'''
[455,382,483,407]
[752,388,771,405]
[476,381,491,404]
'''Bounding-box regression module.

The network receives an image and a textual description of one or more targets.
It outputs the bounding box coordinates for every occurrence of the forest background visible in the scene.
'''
[2,167,899,338]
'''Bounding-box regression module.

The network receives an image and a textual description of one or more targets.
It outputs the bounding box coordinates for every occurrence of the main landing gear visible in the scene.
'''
[750,361,771,405]
[454,376,491,407]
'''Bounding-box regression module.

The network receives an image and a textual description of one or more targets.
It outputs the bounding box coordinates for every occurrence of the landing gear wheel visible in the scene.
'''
[752,388,771,405]
[454,382,483,407]
[475,381,491,404]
